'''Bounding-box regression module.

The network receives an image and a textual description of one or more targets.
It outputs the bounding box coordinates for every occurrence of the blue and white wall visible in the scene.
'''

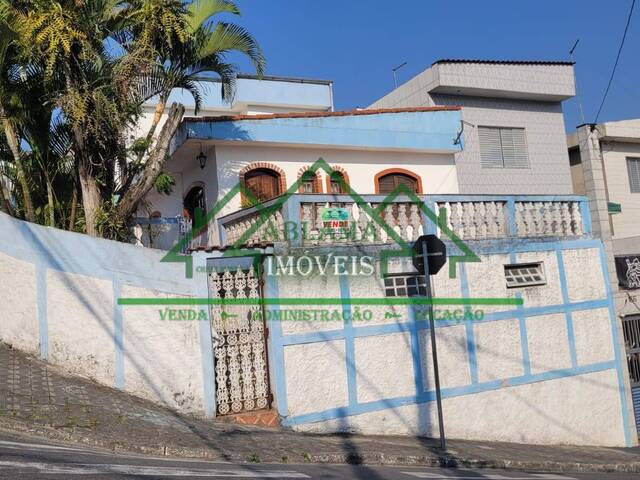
[264,240,636,447]
[0,212,215,416]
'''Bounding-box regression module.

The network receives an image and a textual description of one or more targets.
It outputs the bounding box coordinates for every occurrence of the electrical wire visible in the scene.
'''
[594,0,637,123]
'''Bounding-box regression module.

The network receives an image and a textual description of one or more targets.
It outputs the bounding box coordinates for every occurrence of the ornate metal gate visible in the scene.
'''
[208,264,270,415]
[622,314,640,436]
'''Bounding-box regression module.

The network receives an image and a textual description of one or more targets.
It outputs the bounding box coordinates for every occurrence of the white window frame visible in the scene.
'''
[478,126,529,169]
[627,157,640,193]
[504,262,546,288]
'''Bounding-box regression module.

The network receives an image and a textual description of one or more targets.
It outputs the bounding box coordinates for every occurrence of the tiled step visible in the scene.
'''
[216,409,280,428]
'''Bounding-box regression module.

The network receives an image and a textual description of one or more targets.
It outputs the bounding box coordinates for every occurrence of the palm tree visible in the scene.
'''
[0,0,35,221]
[19,0,265,236]
[113,0,265,223]
[139,0,265,146]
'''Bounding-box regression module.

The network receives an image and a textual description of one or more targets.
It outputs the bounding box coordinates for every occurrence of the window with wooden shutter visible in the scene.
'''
[329,172,347,194]
[377,172,420,194]
[627,158,640,193]
[244,168,281,202]
[300,170,320,193]
[479,126,529,169]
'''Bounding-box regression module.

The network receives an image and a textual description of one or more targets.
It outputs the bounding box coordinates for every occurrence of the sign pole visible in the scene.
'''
[421,240,446,450]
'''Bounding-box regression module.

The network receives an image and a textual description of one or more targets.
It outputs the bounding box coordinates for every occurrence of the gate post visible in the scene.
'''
[193,251,216,417]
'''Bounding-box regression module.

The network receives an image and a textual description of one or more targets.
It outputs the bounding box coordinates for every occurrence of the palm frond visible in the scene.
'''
[201,22,265,77]
[186,0,240,33]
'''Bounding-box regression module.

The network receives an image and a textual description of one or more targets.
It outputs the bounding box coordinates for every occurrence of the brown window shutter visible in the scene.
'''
[378,173,418,194]
[245,169,282,202]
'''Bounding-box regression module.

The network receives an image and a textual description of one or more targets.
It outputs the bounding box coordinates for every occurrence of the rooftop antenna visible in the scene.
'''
[392,61,408,88]
[569,39,586,124]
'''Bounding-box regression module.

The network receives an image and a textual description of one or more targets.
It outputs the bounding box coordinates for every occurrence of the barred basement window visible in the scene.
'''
[479,126,529,169]
[384,274,427,297]
[504,262,546,288]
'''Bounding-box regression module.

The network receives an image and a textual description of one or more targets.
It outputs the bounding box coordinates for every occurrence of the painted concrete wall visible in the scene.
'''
[0,213,215,416]
[600,142,640,241]
[369,64,574,195]
[263,240,635,446]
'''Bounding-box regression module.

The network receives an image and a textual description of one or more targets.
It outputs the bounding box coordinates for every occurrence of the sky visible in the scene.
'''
[226,0,640,131]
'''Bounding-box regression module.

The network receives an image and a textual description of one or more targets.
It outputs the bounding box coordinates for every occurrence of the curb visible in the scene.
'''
[1,419,639,473]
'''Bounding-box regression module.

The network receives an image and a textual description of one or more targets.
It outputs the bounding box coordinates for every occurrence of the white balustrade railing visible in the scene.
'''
[299,201,424,245]
[513,201,583,237]
[223,207,284,246]
[218,195,589,247]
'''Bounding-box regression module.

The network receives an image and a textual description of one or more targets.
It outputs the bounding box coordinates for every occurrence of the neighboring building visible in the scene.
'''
[568,121,640,435]
[369,59,576,195]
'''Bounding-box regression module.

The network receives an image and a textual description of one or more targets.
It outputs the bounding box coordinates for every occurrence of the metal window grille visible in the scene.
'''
[627,157,640,193]
[623,315,640,387]
[384,274,427,297]
[504,262,546,288]
[479,126,529,169]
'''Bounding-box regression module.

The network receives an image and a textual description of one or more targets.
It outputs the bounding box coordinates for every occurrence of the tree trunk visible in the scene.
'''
[45,174,55,227]
[0,178,13,216]
[0,102,35,222]
[135,94,168,164]
[78,162,102,236]
[116,102,184,223]
[68,181,78,230]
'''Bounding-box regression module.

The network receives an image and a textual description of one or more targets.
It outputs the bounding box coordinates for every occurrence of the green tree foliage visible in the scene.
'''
[0,0,264,238]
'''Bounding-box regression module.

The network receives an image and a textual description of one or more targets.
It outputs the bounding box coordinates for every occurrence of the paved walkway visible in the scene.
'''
[0,343,639,473]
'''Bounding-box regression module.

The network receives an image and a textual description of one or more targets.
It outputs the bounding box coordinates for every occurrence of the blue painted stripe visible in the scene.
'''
[556,250,578,368]
[453,238,602,256]
[598,245,634,447]
[408,303,425,394]
[516,293,531,376]
[277,297,611,346]
[193,254,216,417]
[265,270,288,416]
[340,276,358,407]
[112,278,125,389]
[509,252,531,376]
[459,263,478,384]
[36,260,48,361]
[282,360,616,427]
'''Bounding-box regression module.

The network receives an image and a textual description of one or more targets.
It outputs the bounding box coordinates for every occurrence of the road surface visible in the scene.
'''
[0,431,635,479]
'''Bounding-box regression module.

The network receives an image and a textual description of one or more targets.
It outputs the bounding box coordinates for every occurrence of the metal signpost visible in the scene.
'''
[412,235,447,450]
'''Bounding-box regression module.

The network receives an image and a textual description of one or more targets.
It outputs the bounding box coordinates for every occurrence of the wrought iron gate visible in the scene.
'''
[622,314,640,436]
[208,263,270,415]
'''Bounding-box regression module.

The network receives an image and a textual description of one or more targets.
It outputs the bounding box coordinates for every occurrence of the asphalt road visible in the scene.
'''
[0,432,637,480]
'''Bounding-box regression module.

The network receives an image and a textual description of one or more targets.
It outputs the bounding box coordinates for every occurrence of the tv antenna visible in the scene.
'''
[569,39,586,124]
[392,62,408,88]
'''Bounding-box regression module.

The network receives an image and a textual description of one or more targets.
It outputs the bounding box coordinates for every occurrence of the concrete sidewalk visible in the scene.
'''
[0,342,638,473]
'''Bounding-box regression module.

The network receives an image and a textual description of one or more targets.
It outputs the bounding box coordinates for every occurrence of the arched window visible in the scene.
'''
[298,168,322,194]
[245,168,282,202]
[375,169,422,194]
[328,171,348,194]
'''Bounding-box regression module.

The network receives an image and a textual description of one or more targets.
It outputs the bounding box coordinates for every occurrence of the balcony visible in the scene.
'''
[217,194,591,249]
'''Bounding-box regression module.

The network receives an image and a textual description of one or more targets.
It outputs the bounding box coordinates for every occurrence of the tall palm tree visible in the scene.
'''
[114,0,265,223]
[0,0,35,221]
[19,0,265,236]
